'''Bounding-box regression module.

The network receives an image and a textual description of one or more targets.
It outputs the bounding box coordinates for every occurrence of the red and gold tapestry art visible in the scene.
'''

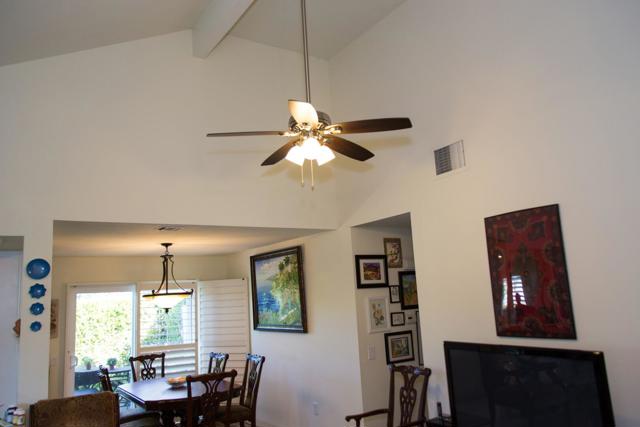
[484,204,576,339]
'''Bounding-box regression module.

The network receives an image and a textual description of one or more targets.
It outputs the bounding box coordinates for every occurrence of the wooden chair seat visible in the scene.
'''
[216,404,251,422]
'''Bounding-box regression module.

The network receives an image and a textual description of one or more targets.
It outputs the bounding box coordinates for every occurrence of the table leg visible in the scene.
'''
[161,410,176,427]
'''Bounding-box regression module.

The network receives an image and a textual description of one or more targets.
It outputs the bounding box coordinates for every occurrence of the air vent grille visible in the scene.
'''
[434,140,465,175]
[156,225,182,232]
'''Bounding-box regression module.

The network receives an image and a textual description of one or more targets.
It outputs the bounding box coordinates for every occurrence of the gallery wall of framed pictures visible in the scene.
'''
[355,233,422,366]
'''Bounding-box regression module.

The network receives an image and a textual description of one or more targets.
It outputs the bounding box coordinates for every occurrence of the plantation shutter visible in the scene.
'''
[197,279,250,380]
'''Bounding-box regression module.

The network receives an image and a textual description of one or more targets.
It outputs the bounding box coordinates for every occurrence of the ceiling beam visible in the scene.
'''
[192,0,255,58]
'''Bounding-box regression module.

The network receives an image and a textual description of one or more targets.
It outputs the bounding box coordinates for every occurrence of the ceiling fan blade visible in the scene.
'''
[323,136,374,162]
[261,139,299,166]
[332,118,412,134]
[206,130,285,137]
[288,100,318,126]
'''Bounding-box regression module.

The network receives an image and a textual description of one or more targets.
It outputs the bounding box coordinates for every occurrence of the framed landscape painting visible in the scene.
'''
[398,270,418,309]
[355,255,389,288]
[250,246,308,333]
[484,204,576,339]
[384,330,415,364]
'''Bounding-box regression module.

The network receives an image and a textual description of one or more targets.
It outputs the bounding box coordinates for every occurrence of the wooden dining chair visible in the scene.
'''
[30,392,119,427]
[218,353,266,427]
[129,353,165,382]
[98,366,161,426]
[207,352,230,374]
[185,370,237,427]
[345,365,432,427]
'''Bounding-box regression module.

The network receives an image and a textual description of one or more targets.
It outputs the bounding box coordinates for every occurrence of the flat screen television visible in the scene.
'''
[444,341,615,427]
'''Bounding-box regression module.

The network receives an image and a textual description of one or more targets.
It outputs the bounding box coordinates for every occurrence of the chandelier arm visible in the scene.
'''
[169,257,192,293]
[155,255,168,295]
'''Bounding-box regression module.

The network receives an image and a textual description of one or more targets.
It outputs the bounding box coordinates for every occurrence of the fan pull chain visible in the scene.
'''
[300,163,304,187]
[310,160,315,190]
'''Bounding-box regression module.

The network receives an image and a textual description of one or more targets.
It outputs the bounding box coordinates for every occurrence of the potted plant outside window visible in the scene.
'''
[81,356,93,370]
[107,358,117,369]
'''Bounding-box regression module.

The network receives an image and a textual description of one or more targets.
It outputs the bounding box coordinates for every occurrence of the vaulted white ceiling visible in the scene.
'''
[0,0,405,66]
[230,0,406,59]
[0,0,209,67]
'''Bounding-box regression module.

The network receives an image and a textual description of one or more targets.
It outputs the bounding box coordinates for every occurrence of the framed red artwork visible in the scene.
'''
[484,204,576,339]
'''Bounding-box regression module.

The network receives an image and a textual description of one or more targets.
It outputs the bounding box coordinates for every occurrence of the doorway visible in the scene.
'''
[64,284,135,396]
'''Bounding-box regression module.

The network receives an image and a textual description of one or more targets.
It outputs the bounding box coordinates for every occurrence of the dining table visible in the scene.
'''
[117,377,240,426]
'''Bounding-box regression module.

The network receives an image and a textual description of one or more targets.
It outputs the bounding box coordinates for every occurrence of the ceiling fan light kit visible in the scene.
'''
[206,0,412,188]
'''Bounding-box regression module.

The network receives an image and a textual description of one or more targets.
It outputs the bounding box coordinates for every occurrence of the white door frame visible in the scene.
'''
[63,283,136,397]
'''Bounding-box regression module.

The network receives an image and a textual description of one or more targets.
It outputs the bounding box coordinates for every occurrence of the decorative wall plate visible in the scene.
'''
[30,302,45,316]
[26,258,50,280]
[29,283,47,299]
[30,321,42,332]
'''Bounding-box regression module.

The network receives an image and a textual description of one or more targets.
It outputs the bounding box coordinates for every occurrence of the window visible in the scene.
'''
[137,282,197,377]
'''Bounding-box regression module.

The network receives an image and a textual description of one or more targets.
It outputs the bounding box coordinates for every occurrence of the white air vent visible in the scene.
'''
[156,225,182,232]
[434,140,465,175]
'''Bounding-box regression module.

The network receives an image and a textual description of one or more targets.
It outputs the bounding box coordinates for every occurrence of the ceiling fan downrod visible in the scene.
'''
[301,0,311,104]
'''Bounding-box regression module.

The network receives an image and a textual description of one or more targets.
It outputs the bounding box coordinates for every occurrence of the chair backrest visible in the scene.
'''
[207,352,230,374]
[186,370,237,427]
[30,392,119,427]
[387,365,432,427]
[129,353,165,382]
[239,353,266,413]
[98,365,113,392]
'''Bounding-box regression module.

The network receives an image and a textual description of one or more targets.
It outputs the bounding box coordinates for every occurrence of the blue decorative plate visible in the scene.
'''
[26,258,50,280]
[30,321,42,332]
[30,302,45,316]
[29,283,47,299]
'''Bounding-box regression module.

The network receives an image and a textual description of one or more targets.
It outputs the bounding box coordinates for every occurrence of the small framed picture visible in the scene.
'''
[383,238,403,268]
[355,255,389,289]
[398,270,418,310]
[366,296,391,334]
[391,311,405,326]
[384,330,415,364]
[388,286,400,303]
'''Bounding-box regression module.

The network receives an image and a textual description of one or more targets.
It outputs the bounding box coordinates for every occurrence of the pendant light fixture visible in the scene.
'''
[143,243,193,312]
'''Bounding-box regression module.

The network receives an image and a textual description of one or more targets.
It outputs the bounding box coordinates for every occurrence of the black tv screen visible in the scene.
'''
[444,341,615,427]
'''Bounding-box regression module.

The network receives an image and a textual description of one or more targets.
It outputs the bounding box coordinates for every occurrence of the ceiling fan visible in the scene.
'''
[206,0,412,186]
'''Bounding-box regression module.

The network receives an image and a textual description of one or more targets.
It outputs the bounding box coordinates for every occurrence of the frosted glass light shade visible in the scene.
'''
[285,145,305,165]
[316,145,335,165]
[301,137,321,159]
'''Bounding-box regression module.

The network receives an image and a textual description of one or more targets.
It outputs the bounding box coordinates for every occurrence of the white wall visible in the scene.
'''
[329,1,640,425]
[0,251,22,408]
[350,226,417,427]
[48,254,231,398]
[0,29,336,403]
[227,230,364,427]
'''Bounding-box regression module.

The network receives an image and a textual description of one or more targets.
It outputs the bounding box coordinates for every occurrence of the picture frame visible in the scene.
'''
[388,286,400,303]
[384,330,415,364]
[250,246,308,333]
[484,204,576,339]
[355,255,389,289]
[383,237,403,268]
[366,296,391,334]
[391,311,405,326]
[50,299,59,339]
[398,270,418,310]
